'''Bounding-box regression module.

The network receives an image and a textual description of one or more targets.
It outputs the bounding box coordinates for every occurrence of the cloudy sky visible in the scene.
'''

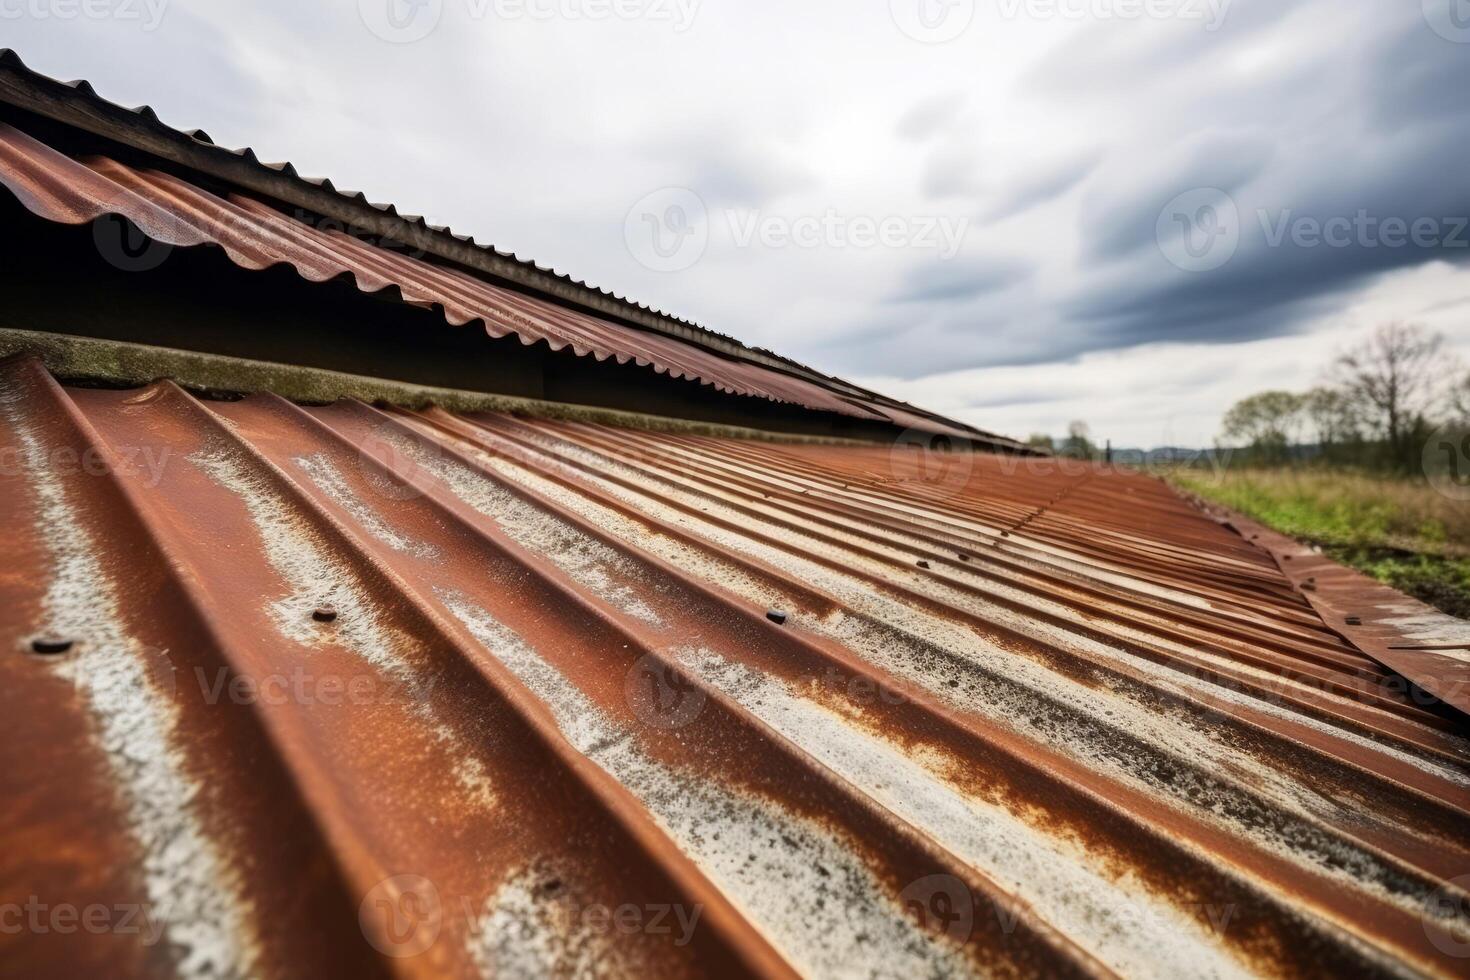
[6,0,1470,445]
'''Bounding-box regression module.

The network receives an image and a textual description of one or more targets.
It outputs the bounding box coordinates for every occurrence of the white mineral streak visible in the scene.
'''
[2,379,257,979]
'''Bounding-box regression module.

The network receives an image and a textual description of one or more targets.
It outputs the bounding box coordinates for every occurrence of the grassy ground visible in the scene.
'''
[1165,467,1470,619]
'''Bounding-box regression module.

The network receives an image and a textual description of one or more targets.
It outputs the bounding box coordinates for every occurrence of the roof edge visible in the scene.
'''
[1188,494,1470,721]
[0,327,892,447]
[0,48,966,431]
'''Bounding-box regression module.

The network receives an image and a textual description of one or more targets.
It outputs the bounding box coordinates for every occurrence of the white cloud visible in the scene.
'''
[859,262,1470,447]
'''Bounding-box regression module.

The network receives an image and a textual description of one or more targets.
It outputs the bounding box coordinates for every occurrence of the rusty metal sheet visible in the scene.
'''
[1214,510,1470,720]
[3,356,1469,978]
[0,118,1007,447]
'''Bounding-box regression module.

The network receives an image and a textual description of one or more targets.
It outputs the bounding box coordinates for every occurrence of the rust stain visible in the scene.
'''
[2,356,1468,978]
[0,118,1006,447]
[1219,509,1470,720]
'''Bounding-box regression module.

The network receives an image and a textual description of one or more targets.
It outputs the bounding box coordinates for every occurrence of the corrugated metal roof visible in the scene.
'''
[0,49,994,443]
[0,119,1006,447]
[0,47,750,349]
[4,355,1468,978]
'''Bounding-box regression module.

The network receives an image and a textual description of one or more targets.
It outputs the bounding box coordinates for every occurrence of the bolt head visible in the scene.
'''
[30,636,75,656]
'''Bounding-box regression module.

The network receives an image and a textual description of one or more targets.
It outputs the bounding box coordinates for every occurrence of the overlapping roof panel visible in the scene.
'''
[4,356,1468,978]
[0,108,1004,446]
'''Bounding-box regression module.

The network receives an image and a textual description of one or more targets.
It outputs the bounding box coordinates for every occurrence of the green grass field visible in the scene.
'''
[1166,468,1470,619]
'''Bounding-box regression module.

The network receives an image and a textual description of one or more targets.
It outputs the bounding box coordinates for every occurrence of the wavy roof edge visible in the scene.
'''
[0,48,974,438]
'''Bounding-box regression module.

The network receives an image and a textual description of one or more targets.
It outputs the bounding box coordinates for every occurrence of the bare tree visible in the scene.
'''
[1331,322,1445,470]
[1304,386,1360,447]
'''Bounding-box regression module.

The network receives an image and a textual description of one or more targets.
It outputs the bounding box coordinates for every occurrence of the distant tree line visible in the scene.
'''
[1027,421,1097,460]
[1219,322,1470,473]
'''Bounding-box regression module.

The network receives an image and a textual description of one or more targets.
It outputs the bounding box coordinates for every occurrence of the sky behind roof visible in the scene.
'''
[7,0,1470,446]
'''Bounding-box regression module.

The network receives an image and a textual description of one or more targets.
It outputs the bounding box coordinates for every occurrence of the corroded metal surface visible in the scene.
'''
[0,118,1004,447]
[1215,511,1470,719]
[3,357,1468,978]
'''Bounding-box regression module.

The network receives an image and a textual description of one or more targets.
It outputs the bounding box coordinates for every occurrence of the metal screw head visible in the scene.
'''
[1345,616,1363,627]
[766,609,788,626]
[30,636,75,656]
[917,561,931,570]
[313,606,339,624]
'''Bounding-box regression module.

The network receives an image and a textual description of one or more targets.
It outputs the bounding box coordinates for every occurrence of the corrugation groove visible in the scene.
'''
[6,361,1470,978]
[0,120,1012,445]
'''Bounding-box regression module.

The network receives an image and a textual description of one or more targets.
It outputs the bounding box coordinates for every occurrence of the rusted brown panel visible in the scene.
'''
[0,119,1015,448]
[1220,511,1470,720]
[4,363,1470,979]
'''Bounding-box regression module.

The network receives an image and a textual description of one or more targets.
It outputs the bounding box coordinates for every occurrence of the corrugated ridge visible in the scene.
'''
[5,366,1470,978]
[0,72,1011,443]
